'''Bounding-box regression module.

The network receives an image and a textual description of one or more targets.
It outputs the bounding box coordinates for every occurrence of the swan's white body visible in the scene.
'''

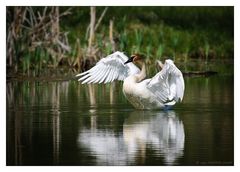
[76,51,184,109]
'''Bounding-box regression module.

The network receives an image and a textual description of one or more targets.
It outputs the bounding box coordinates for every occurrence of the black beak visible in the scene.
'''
[124,56,134,65]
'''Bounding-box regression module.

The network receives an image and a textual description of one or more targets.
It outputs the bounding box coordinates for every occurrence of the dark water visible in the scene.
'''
[6,75,233,165]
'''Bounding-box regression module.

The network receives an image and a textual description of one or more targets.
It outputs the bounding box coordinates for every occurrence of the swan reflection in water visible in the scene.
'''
[78,111,185,165]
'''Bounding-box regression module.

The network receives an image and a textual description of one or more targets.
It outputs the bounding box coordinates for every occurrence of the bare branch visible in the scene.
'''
[59,7,72,18]
[56,39,71,52]
[94,7,108,32]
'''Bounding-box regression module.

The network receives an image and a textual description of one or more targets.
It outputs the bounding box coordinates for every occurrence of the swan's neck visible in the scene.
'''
[136,61,146,82]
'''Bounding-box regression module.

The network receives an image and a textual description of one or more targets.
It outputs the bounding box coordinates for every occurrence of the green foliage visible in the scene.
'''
[7,6,234,74]
[60,6,233,59]
[134,29,143,52]
[156,44,164,59]
[119,30,128,51]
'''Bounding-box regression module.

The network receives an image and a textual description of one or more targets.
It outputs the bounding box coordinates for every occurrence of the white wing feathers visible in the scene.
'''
[147,59,185,104]
[76,51,140,84]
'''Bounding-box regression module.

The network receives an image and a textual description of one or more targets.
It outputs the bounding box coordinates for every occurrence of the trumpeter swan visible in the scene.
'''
[76,51,184,109]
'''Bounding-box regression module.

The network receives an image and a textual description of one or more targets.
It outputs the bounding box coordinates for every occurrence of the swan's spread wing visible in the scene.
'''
[147,59,185,104]
[76,51,140,84]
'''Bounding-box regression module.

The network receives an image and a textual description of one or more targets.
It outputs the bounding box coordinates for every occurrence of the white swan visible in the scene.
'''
[76,51,184,109]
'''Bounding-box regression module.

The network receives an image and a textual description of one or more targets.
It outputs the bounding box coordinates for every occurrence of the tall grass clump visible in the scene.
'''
[156,44,164,59]
[134,29,143,52]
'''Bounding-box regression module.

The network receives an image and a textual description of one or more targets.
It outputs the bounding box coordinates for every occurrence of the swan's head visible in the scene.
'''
[124,54,144,65]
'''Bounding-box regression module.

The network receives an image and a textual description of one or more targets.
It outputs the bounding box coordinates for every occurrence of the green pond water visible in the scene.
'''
[6,74,233,166]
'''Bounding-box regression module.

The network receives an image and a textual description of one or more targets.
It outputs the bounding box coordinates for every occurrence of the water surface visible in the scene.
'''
[6,75,233,165]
